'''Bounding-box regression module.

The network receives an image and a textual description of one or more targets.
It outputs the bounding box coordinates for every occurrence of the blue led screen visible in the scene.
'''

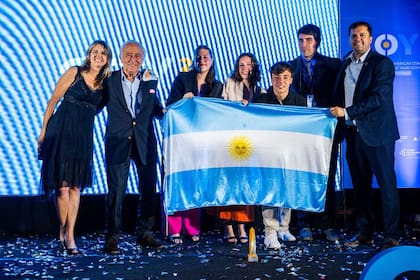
[1,0,340,195]
[339,0,420,189]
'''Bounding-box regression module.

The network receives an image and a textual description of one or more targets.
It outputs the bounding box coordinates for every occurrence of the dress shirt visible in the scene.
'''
[301,56,316,86]
[344,49,370,124]
[121,71,141,118]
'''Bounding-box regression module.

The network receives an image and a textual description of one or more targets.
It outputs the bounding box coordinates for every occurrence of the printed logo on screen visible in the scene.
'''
[374,33,418,56]
[374,34,398,55]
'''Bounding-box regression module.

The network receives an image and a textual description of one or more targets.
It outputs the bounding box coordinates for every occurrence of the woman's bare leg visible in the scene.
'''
[55,185,70,245]
[65,186,80,249]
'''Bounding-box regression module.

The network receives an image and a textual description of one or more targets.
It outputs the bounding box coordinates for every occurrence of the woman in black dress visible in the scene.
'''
[38,40,112,254]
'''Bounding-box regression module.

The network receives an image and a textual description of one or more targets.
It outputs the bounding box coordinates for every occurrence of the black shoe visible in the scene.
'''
[103,237,120,255]
[381,237,399,251]
[137,234,163,249]
[59,240,67,250]
[324,229,340,242]
[66,247,79,256]
[344,233,373,247]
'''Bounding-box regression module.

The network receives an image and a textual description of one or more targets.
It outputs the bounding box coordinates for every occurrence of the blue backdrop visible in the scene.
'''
[339,0,420,188]
[3,0,418,195]
[0,0,340,195]
[0,0,420,195]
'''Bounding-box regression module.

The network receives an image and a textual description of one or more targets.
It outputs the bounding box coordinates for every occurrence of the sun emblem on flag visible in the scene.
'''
[228,136,253,160]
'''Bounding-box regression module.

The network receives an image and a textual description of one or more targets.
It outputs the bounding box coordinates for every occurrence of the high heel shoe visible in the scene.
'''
[59,226,66,249]
[66,247,79,255]
[60,240,66,250]
[170,234,183,244]
[225,236,237,244]
[239,236,249,244]
[64,239,79,255]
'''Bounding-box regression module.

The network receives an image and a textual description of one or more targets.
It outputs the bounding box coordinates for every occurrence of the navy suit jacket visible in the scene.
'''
[334,50,399,146]
[104,70,164,165]
[290,52,341,107]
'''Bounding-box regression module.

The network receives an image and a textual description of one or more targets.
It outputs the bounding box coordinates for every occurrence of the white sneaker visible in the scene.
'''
[264,233,281,250]
[278,230,296,241]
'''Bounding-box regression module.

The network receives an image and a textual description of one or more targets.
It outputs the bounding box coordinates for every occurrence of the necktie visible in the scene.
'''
[134,89,142,114]
[130,90,135,116]
[305,61,312,82]
[304,60,315,107]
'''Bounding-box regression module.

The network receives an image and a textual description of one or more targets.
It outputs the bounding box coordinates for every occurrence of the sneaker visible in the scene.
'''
[300,228,313,241]
[344,233,373,248]
[278,230,296,241]
[264,233,281,250]
[324,229,340,242]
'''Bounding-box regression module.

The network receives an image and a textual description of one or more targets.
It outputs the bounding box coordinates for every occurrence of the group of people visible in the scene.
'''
[37,20,401,255]
[39,40,165,255]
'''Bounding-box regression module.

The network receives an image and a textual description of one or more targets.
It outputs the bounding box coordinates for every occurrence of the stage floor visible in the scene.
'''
[1,229,419,279]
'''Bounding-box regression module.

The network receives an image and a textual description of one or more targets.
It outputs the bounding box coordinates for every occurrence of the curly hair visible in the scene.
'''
[231,52,261,88]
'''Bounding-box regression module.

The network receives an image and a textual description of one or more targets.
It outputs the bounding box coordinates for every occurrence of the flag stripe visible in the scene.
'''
[165,97,336,138]
[163,130,332,176]
[164,167,327,214]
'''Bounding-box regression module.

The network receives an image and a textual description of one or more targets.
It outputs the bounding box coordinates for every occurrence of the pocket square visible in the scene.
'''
[149,89,156,94]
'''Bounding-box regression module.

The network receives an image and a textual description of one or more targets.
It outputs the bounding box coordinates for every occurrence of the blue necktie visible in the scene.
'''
[305,61,312,83]
[134,88,142,115]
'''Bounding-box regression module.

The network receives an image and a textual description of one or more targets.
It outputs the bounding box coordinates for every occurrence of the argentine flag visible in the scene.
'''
[162,97,337,215]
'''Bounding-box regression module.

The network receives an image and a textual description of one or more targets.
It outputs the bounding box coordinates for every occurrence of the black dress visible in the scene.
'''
[40,67,103,196]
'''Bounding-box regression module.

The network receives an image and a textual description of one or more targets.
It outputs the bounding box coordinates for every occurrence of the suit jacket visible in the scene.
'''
[166,70,223,106]
[334,50,399,146]
[104,70,164,165]
[290,52,341,107]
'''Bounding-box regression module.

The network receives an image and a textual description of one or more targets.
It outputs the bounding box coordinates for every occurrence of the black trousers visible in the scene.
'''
[105,139,158,239]
[345,126,400,237]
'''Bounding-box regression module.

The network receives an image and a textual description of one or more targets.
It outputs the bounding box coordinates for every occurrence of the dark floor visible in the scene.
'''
[1,228,419,280]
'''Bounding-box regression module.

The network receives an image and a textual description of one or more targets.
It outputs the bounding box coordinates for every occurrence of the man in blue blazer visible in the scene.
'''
[103,41,164,255]
[330,21,400,250]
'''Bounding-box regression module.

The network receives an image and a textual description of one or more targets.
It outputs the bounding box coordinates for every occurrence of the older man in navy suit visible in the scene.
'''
[330,21,400,250]
[102,41,164,255]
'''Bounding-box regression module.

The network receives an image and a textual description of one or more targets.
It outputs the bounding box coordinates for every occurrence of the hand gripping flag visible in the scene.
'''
[162,97,337,215]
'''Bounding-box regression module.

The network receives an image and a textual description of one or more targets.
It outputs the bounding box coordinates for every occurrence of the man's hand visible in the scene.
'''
[330,106,345,117]
[183,92,194,99]
[142,69,157,81]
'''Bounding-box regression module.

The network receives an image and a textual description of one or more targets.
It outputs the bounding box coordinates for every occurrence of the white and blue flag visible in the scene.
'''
[162,97,337,215]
